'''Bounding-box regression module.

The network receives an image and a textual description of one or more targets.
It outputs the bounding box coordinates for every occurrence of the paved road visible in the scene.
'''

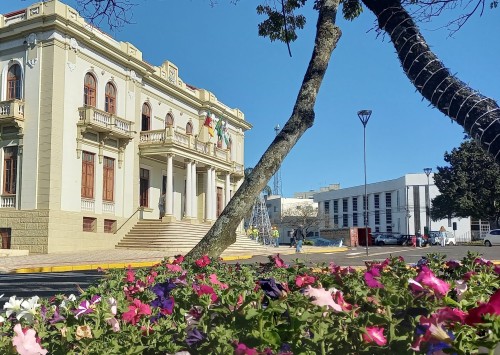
[0,245,497,307]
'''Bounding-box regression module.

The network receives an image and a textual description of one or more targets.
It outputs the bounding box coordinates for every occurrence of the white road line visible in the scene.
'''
[346,249,414,258]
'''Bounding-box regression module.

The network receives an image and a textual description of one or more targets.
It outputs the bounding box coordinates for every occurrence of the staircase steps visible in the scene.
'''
[116,219,268,255]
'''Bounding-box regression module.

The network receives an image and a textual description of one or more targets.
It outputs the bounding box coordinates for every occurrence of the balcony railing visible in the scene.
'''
[81,198,95,212]
[103,201,115,214]
[78,106,134,140]
[0,100,25,130]
[139,129,240,170]
[0,195,16,208]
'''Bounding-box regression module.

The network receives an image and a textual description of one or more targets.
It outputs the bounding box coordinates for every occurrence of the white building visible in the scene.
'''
[313,174,472,241]
[266,195,319,244]
[0,0,251,253]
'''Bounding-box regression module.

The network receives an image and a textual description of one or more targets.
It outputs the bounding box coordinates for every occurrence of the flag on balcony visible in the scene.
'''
[215,117,223,139]
[204,114,214,137]
[223,121,230,146]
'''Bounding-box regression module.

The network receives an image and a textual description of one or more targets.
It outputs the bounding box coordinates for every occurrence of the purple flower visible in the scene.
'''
[73,295,101,319]
[151,281,176,298]
[279,343,293,355]
[50,306,66,324]
[364,268,384,289]
[151,295,175,314]
[186,327,206,347]
[258,278,285,299]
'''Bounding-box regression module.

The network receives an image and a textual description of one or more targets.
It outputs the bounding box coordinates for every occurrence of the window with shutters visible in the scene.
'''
[3,146,17,194]
[7,64,22,100]
[186,121,193,135]
[140,168,149,207]
[104,82,116,114]
[84,73,96,107]
[102,157,114,201]
[81,151,95,198]
[165,113,174,127]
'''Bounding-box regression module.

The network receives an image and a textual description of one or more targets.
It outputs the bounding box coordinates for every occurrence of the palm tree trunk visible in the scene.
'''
[186,0,342,259]
[362,0,500,162]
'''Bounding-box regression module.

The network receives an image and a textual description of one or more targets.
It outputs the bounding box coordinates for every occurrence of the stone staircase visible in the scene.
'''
[115,219,269,255]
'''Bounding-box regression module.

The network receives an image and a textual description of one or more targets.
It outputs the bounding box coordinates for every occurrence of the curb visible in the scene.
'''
[11,247,350,273]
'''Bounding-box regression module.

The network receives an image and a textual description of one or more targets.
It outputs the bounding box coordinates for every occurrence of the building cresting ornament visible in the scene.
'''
[26,33,37,46]
[69,38,79,52]
[27,58,38,68]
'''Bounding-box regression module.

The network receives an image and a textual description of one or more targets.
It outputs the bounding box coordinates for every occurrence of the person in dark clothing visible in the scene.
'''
[293,225,305,253]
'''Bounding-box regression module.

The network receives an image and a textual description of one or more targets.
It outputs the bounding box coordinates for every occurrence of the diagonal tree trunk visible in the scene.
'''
[362,0,500,162]
[186,0,342,259]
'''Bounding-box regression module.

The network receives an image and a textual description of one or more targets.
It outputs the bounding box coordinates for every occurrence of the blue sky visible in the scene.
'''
[3,0,499,196]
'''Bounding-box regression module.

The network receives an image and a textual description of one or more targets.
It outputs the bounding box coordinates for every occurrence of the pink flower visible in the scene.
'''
[465,289,500,325]
[209,274,229,290]
[295,274,316,288]
[173,255,185,264]
[414,266,450,297]
[124,267,135,283]
[303,285,342,312]
[166,264,183,272]
[271,254,286,268]
[195,255,211,268]
[122,299,151,325]
[193,284,218,303]
[362,326,387,346]
[364,268,384,289]
[12,323,48,355]
[234,342,258,355]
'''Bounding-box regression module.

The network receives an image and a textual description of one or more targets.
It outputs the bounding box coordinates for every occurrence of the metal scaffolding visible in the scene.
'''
[249,194,273,245]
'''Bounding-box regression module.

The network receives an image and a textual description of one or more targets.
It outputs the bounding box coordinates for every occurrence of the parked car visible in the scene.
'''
[374,234,400,246]
[484,229,500,247]
[398,235,415,246]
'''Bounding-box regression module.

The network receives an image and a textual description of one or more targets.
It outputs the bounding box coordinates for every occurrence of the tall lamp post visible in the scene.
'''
[423,168,432,236]
[358,110,372,256]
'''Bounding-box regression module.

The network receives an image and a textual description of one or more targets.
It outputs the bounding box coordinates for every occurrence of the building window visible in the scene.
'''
[333,200,338,214]
[83,217,97,232]
[353,212,358,227]
[274,206,277,212]
[374,194,380,209]
[7,64,22,100]
[166,113,174,127]
[104,219,117,233]
[386,209,392,225]
[324,201,330,215]
[3,146,17,194]
[343,198,348,212]
[333,214,338,226]
[352,197,357,212]
[141,103,151,131]
[84,73,97,107]
[342,214,348,227]
[186,121,193,135]
[102,157,115,202]
[385,192,392,208]
[139,168,149,207]
[104,82,116,114]
[81,151,95,198]
[375,210,380,225]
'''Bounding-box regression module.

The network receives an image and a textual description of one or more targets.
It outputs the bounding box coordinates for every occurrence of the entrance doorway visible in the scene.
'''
[0,228,11,249]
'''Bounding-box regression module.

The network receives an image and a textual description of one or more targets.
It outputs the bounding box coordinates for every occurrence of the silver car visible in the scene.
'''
[374,234,400,246]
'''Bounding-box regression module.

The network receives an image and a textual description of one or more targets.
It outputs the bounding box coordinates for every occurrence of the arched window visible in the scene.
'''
[104,82,116,114]
[165,113,174,127]
[7,64,22,100]
[141,103,151,131]
[83,73,97,107]
[186,121,193,135]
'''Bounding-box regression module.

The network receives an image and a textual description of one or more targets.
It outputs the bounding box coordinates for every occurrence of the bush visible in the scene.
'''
[0,252,499,354]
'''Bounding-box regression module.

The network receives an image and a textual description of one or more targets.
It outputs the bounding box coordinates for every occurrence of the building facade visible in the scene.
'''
[314,174,472,241]
[0,0,251,253]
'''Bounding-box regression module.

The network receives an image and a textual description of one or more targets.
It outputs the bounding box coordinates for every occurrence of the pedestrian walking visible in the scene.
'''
[293,225,305,253]
[252,226,259,243]
[271,226,280,247]
[158,193,166,219]
[289,229,296,248]
[439,226,447,247]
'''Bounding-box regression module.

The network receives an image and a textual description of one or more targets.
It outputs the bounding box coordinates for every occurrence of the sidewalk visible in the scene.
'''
[0,246,349,274]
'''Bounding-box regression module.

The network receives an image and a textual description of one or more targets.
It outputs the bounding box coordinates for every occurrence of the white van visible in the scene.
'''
[484,229,500,247]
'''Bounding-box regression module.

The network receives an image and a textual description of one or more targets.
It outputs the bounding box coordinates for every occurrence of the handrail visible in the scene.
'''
[114,206,141,235]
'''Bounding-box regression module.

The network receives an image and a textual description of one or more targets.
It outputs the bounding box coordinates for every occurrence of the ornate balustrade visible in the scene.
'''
[0,195,16,208]
[0,100,25,132]
[78,106,134,140]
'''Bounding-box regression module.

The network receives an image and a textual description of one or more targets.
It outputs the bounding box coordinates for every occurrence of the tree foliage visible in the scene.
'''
[432,140,500,226]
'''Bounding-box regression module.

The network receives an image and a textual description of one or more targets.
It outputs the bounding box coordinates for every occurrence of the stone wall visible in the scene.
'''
[0,209,49,253]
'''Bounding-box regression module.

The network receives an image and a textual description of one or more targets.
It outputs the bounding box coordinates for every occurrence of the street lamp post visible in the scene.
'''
[358,110,372,257]
[423,168,432,236]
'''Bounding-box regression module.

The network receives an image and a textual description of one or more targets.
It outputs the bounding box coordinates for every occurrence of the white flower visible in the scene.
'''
[107,297,117,316]
[3,296,24,318]
[60,294,77,310]
[17,296,40,323]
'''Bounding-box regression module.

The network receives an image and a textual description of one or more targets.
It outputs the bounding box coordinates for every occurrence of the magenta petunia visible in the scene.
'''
[295,274,316,288]
[271,254,287,268]
[364,268,384,289]
[414,266,450,297]
[195,255,211,268]
[209,274,229,290]
[362,326,387,346]
[234,342,258,355]
[465,289,500,325]
[122,299,151,325]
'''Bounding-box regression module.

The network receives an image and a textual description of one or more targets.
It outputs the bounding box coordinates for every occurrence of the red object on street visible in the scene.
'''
[411,236,417,247]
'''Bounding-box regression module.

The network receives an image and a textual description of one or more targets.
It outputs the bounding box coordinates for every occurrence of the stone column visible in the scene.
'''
[225,173,231,207]
[166,154,173,216]
[185,160,192,219]
[191,161,197,220]
[205,168,212,221]
[212,168,217,220]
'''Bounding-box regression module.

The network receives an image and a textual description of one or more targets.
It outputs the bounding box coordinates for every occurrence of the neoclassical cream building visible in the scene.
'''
[0,0,251,253]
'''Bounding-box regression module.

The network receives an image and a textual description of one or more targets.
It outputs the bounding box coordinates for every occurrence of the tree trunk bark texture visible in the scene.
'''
[362,0,500,162]
[186,0,342,259]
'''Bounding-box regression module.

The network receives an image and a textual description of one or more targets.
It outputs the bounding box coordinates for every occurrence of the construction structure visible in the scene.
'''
[249,195,273,245]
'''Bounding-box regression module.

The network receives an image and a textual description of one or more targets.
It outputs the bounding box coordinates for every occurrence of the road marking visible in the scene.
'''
[346,252,364,256]
[346,249,414,258]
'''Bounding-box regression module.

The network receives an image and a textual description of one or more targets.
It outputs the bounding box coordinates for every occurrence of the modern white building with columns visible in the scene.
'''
[0,0,251,253]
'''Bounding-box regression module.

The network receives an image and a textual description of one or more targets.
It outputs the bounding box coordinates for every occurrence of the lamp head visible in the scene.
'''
[357,110,372,126]
[423,167,432,176]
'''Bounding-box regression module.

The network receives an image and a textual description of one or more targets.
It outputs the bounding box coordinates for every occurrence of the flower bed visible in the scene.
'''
[1,252,499,354]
